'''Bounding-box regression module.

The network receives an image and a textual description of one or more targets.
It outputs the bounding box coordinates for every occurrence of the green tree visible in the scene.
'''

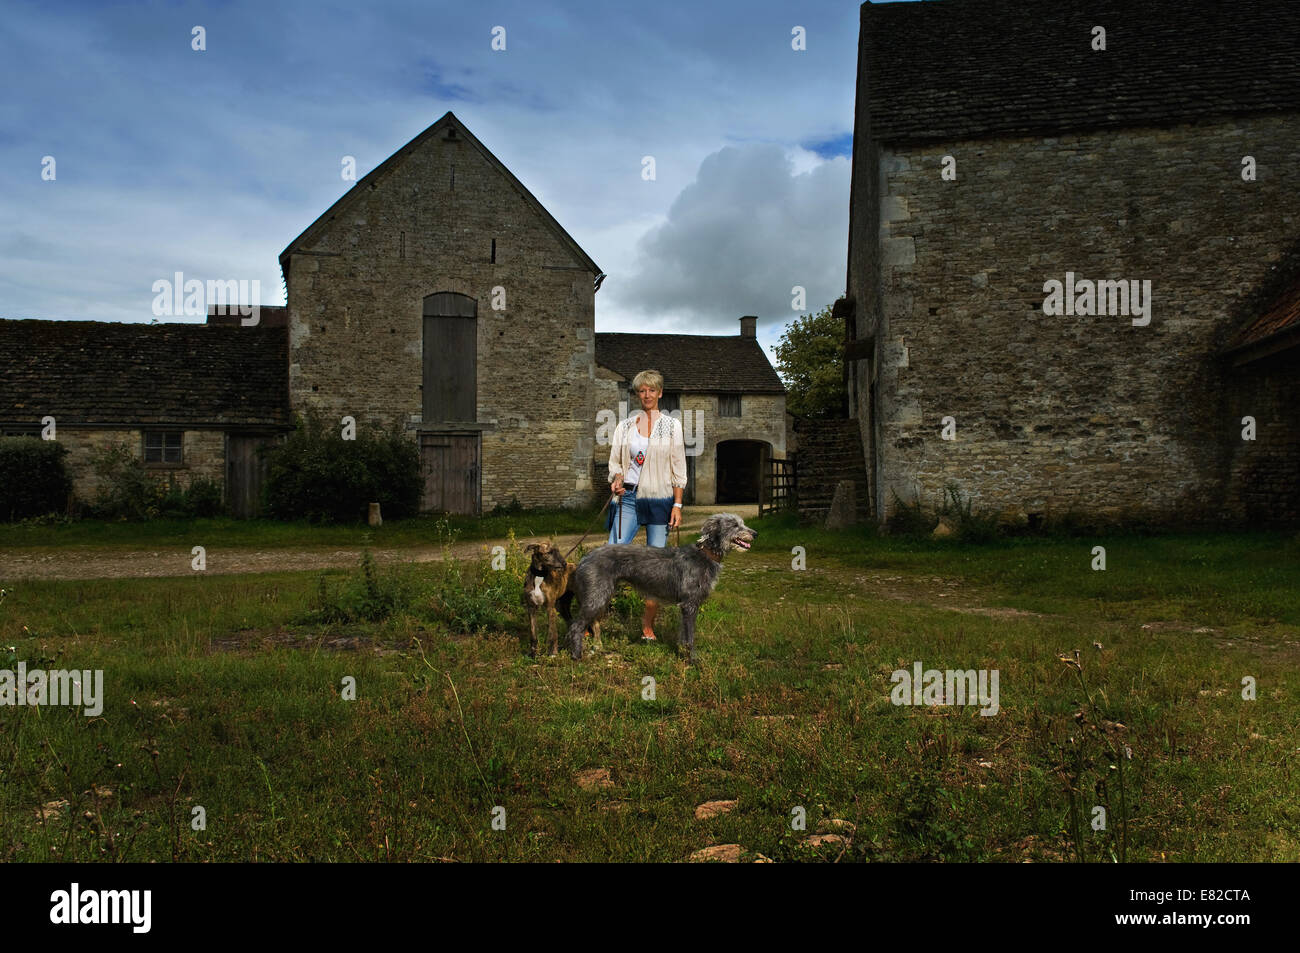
[773,304,844,418]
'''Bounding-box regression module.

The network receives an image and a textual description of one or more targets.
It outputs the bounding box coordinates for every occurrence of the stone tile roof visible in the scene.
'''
[0,319,290,427]
[595,333,785,393]
[861,0,1300,146]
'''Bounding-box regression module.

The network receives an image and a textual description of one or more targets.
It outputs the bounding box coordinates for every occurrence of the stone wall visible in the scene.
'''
[795,417,870,522]
[58,428,225,503]
[1225,352,1300,523]
[850,113,1300,524]
[287,125,597,511]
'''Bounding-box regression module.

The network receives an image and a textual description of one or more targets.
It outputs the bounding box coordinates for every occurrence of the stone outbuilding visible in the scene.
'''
[843,0,1300,525]
[593,315,787,505]
[0,318,289,516]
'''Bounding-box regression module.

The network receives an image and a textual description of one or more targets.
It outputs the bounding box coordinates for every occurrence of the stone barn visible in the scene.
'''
[844,0,1300,525]
[592,315,787,505]
[282,111,603,514]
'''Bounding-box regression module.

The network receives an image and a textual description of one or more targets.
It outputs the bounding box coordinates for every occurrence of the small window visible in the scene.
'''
[658,391,681,415]
[144,431,183,464]
[1,426,40,437]
[719,394,741,417]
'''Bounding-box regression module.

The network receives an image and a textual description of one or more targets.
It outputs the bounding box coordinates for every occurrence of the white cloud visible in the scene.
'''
[602,143,849,336]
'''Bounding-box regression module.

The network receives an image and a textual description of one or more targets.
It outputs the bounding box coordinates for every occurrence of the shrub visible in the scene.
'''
[886,484,1000,542]
[435,558,512,634]
[181,476,225,518]
[0,437,72,521]
[938,484,1000,543]
[302,551,421,624]
[489,496,523,516]
[88,443,166,520]
[886,489,933,536]
[263,412,421,523]
[86,443,227,520]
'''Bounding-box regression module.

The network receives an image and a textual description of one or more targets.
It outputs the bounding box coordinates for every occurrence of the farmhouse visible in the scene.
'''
[2,112,787,517]
[843,0,1300,525]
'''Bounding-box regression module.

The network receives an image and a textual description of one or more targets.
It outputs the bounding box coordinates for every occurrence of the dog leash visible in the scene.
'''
[562,488,680,559]
[562,494,615,561]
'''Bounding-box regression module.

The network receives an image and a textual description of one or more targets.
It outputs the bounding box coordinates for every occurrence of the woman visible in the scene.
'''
[607,370,688,641]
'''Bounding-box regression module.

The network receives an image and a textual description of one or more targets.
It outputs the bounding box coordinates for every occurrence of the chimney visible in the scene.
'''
[740,315,757,338]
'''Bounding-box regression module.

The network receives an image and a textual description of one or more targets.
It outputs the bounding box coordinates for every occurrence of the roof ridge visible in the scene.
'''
[279,111,599,276]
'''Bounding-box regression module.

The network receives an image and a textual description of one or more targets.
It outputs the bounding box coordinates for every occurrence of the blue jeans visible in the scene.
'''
[609,485,667,547]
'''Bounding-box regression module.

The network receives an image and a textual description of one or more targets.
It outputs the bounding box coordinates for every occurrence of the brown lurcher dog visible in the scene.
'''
[522,543,601,657]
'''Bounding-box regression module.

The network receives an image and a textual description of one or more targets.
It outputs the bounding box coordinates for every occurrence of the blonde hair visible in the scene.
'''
[631,369,664,394]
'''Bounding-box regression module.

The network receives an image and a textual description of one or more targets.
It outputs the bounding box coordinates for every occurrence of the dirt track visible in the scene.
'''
[0,506,755,582]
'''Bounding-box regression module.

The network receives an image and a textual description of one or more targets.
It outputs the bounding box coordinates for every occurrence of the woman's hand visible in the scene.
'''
[668,505,682,529]
[612,476,625,496]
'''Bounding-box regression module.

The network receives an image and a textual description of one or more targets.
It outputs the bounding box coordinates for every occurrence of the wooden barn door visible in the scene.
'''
[226,433,271,518]
[423,292,477,422]
[420,433,480,515]
[421,292,480,514]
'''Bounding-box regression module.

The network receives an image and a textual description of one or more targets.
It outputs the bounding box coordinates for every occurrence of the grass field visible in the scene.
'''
[1,511,1297,862]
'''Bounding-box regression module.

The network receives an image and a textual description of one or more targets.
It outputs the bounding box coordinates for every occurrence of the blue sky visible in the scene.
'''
[0,0,908,358]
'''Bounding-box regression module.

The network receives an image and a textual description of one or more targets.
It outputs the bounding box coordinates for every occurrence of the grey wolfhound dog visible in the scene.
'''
[558,513,757,664]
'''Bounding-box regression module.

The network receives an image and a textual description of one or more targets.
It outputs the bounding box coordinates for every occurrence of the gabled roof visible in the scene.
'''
[279,112,600,276]
[860,0,1300,146]
[0,319,290,427]
[595,333,785,394]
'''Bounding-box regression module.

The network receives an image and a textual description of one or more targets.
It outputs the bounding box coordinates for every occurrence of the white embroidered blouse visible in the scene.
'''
[607,411,688,500]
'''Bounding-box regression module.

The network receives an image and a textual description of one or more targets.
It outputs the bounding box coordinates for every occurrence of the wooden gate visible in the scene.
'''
[226,433,272,518]
[420,432,480,515]
[759,457,796,516]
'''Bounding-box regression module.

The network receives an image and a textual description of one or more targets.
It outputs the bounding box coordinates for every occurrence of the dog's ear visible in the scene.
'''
[698,514,722,544]
[524,543,540,554]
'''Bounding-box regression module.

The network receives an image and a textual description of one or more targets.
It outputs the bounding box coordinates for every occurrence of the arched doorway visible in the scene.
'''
[715,440,769,504]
